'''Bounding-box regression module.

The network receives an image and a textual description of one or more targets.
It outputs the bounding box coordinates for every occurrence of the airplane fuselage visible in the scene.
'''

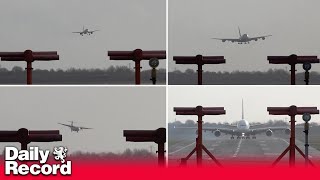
[80,29,93,35]
[70,126,80,132]
[239,34,250,42]
[236,119,250,132]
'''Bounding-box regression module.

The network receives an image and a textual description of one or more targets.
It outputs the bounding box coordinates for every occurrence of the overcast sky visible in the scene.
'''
[0,87,165,154]
[169,0,320,73]
[169,86,320,124]
[0,0,166,70]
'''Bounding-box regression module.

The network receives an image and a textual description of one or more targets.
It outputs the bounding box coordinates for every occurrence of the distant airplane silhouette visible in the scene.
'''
[58,121,92,133]
[212,27,272,44]
[72,26,99,36]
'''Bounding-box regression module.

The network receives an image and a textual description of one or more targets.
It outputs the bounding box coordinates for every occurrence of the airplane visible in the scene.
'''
[58,121,92,133]
[174,100,290,139]
[72,26,99,36]
[212,27,272,44]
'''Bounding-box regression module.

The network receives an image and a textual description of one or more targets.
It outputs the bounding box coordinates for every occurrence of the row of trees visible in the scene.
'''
[0,66,166,84]
[169,119,319,127]
[169,69,320,85]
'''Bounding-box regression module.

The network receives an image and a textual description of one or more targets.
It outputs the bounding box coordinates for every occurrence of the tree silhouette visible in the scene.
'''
[0,66,166,85]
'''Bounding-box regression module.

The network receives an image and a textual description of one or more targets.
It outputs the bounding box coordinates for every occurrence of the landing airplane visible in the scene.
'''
[72,26,99,36]
[58,121,92,133]
[175,100,290,139]
[212,27,272,44]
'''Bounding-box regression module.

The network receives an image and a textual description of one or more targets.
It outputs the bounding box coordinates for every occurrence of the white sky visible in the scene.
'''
[0,0,166,70]
[169,0,320,73]
[169,86,320,124]
[0,86,166,153]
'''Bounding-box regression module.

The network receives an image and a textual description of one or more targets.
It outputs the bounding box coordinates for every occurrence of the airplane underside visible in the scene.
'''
[230,135,257,139]
[237,41,250,44]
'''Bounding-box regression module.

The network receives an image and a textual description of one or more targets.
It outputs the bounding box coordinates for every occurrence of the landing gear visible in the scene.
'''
[245,136,250,139]
[237,136,240,139]
[231,136,235,139]
[241,137,245,139]
[252,136,256,139]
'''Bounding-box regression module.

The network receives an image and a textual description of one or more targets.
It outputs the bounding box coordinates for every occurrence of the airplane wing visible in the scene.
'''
[249,123,270,128]
[58,123,73,128]
[174,126,238,136]
[250,126,289,135]
[72,32,83,34]
[212,38,240,42]
[79,126,93,130]
[203,127,239,135]
[88,30,99,33]
[248,35,272,41]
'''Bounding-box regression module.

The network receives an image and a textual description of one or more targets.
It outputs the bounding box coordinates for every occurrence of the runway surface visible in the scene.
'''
[168,129,320,167]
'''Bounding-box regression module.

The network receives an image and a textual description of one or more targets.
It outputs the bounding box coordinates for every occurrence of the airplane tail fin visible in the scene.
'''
[242,99,244,120]
[68,121,74,126]
[238,26,242,37]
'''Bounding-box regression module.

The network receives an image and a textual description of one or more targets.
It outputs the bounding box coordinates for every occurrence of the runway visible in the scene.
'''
[168,130,320,167]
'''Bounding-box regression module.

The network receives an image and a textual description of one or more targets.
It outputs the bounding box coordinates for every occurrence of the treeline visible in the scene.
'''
[0,66,166,84]
[169,69,320,85]
[169,119,319,128]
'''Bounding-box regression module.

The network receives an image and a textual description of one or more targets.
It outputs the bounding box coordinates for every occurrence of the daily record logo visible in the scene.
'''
[4,146,71,175]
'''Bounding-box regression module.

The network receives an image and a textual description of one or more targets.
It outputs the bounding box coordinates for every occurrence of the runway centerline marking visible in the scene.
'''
[232,139,242,158]
[169,142,196,155]
[279,138,289,145]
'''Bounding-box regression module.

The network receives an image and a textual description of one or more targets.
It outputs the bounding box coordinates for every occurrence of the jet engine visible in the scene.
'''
[262,37,265,40]
[222,40,226,42]
[284,128,291,135]
[214,130,221,137]
[266,129,273,137]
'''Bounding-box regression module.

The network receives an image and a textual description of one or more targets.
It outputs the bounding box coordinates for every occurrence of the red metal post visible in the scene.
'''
[290,64,296,85]
[24,50,34,85]
[173,55,225,85]
[0,50,59,85]
[0,128,62,151]
[289,114,296,166]
[197,65,203,85]
[26,61,33,85]
[123,128,166,167]
[108,49,166,85]
[135,60,141,85]
[21,142,28,150]
[158,142,165,167]
[267,54,319,85]
[196,106,203,165]
[133,49,142,85]
[174,106,225,166]
[268,105,319,167]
